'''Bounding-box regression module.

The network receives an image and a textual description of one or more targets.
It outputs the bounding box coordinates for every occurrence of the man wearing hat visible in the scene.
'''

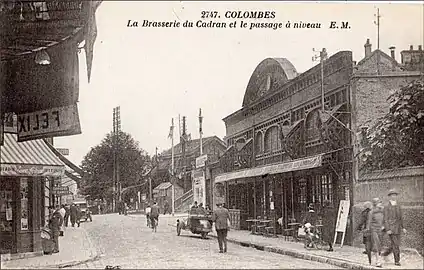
[381,189,406,266]
[212,202,230,253]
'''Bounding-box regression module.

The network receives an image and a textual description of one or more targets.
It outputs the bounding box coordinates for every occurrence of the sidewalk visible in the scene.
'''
[210,230,424,270]
[1,226,99,269]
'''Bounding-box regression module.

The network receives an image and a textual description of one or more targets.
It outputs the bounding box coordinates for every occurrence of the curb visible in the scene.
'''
[209,234,379,270]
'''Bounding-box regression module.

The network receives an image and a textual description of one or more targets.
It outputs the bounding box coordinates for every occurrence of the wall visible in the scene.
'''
[352,166,424,255]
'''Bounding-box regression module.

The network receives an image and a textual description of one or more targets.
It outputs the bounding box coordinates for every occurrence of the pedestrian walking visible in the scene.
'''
[367,198,384,267]
[381,189,407,266]
[319,200,335,252]
[58,204,66,236]
[356,201,373,264]
[150,202,160,232]
[64,204,70,227]
[145,204,151,227]
[76,205,82,227]
[70,203,77,227]
[211,202,230,253]
[49,206,63,253]
[163,200,170,215]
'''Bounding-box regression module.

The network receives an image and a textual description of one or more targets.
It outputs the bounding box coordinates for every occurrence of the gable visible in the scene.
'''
[355,50,404,75]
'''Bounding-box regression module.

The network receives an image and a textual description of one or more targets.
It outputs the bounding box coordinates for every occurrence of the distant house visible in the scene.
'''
[156,135,227,192]
[153,182,184,212]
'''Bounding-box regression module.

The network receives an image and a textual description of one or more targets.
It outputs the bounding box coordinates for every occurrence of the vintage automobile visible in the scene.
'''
[176,207,213,239]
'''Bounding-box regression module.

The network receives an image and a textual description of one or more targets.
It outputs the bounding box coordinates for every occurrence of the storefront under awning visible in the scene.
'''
[1,132,65,177]
[215,154,323,183]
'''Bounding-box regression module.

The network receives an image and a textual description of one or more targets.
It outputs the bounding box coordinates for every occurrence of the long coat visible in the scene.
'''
[357,208,372,243]
[212,207,230,230]
[49,211,63,232]
[383,202,404,234]
[320,206,336,241]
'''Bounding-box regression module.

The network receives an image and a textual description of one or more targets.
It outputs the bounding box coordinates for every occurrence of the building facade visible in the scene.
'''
[214,39,423,246]
[215,52,354,236]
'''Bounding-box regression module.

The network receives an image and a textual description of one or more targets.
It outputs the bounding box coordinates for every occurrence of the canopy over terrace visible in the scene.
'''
[215,154,323,183]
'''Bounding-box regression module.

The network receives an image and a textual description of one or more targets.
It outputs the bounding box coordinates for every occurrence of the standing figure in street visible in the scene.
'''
[211,202,230,253]
[58,205,66,236]
[64,204,70,227]
[163,200,170,215]
[319,201,335,252]
[49,206,63,253]
[381,189,406,266]
[145,204,151,227]
[367,198,384,267]
[76,205,82,227]
[70,203,77,227]
[357,201,373,264]
[150,202,160,232]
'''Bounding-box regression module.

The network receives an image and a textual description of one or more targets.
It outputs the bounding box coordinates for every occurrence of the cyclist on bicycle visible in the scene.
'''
[150,202,160,232]
[302,203,318,248]
[145,204,151,227]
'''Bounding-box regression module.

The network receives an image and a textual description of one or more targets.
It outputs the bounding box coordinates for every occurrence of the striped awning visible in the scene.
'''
[1,132,65,177]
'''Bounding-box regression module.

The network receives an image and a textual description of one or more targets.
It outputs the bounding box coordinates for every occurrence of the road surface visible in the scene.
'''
[70,213,342,269]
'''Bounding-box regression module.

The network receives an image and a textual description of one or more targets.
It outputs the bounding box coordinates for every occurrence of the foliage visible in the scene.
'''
[80,131,151,203]
[360,80,424,170]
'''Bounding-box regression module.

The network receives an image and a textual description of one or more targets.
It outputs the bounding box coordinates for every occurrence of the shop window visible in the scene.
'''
[321,174,333,203]
[264,126,280,153]
[311,175,322,204]
[298,178,307,209]
[0,179,14,233]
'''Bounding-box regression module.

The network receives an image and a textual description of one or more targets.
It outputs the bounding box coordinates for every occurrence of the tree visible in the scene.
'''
[80,131,151,203]
[360,80,424,171]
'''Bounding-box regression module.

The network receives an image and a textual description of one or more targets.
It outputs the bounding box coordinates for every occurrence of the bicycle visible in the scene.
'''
[303,224,329,250]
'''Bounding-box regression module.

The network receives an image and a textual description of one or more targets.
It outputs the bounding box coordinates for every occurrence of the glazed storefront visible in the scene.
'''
[214,151,352,232]
[0,132,64,255]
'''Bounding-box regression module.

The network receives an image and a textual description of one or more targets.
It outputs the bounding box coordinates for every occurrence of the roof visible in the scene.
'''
[160,135,226,157]
[357,49,404,69]
[1,132,65,176]
[153,181,182,191]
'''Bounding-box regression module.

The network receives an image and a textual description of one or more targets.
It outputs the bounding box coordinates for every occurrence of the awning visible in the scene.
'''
[215,154,323,183]
[1,132,65,177]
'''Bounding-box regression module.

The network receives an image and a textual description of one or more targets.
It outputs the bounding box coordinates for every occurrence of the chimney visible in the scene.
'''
[364,39,372,57]
[419,45,422,51]
[410,45,414,50]
[389,46,396,60]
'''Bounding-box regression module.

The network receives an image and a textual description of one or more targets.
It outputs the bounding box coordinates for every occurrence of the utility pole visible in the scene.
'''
[313,48,328,111]
[182,116,187,190]
[170,118,175,216]
[113,106,121,212]
[374,8,381,50]
[199,108,203,156]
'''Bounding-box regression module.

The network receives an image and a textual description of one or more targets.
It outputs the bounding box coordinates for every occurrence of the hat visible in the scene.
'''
[372,197,381,205]
[363,201,372,209]
[388,189,399,196]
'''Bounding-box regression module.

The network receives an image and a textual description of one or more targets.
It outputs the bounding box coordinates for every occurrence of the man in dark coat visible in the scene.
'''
[381,189,406,266]
[49,206,63,253]
[64,204,70,227]
[356,201,373,260]
[70,203,77,227]
[320,201,336,252]
[212,202,230,253]
[150,202,160,232]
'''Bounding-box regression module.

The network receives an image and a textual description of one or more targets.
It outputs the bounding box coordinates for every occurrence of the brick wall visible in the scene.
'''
[352,166,424,255]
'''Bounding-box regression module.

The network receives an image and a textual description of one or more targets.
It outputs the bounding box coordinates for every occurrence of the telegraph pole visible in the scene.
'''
[313,48,328,111]
[374,8,381,50]
[199,109,203,155]
[113,106,121,212]
[171,118,175,216]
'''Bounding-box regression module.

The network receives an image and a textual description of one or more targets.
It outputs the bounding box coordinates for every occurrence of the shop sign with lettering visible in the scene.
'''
[195,155,208,168]
[1,164,65,177]
[17,104,81,142]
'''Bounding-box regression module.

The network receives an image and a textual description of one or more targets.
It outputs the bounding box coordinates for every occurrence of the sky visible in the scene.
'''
[54,1,423,166]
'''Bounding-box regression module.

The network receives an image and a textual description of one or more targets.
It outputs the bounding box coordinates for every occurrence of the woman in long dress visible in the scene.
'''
[367,198,384,267]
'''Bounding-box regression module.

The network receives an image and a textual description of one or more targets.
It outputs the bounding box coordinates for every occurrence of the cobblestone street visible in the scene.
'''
[70,214,341,269]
